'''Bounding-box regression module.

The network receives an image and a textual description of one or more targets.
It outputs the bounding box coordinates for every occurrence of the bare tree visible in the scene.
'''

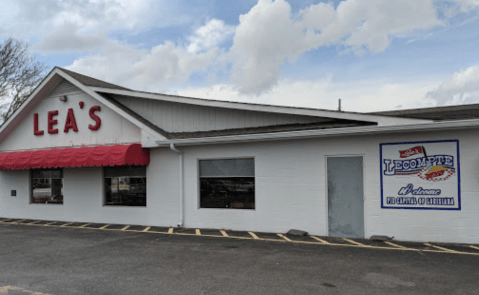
[0,37,46,123]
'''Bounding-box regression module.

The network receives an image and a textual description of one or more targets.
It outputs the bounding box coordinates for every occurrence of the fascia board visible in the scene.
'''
[56,71,167,141]
[90,87,432,126]
[155,119,479,147]
[0,68,63,134]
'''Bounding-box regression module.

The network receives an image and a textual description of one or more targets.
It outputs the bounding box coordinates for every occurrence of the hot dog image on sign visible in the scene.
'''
[380,140,460,210]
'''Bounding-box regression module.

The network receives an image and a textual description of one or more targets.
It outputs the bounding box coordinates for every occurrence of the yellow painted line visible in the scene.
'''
[11,219,26,224]
[424,243,461,253]
[277,234,292,242]
[469,245,479,251]
[0,219,12,222]
[142,226,151,232]
[79,223,90,228]
[168,227,174,234]
[27,220,42,224]
[99,224,110,229]
[60,222,73,227]
[121,225,130,231]
[43,222,57,226]
[311,236,330,244]
[196,229,201,235]
[220,230,228,237]
[248,232,259,239]
[384,241,410,249]
[343,238,369,247]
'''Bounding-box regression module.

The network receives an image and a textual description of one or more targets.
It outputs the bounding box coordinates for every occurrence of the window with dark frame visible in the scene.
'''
[31,169,63,204]
[104,166,146,206]
[199,158,255,209]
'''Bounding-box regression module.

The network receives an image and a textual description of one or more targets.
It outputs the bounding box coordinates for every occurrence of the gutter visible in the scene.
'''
[156,119,479,147]
[169,143,184,228]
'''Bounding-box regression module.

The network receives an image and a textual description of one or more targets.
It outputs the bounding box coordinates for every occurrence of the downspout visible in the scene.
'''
[169,143,184,227]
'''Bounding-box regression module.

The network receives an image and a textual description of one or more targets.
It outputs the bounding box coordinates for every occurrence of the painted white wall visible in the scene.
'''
[0,127,478,244]
[0,90,141,152]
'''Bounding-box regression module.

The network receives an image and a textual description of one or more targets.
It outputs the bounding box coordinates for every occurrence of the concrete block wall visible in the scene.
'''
[0,128,478,244]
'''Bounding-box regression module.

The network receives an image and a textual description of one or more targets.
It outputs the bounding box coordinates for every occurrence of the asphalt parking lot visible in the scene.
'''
[0,220,478,295]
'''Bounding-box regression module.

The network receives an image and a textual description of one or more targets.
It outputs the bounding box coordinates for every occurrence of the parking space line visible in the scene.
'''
[384,241,410,249]
[0,219,11,222]
[277,234,291,242]
[311,236,329,244]
[3,220,479,256]
[424,243,460,253]
[343,238,369,247]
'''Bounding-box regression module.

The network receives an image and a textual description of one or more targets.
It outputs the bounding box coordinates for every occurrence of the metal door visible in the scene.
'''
[327,156,364,238]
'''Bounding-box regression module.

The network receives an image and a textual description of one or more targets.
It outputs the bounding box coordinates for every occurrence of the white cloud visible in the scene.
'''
[426,65,479,105]
[229,0,443,94]
[175,78,438,112]
[188,19,235,53]
[67,40,218,92]
[36,23,106,53]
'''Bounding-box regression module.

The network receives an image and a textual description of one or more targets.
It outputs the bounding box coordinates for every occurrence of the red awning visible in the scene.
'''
[0,144,150,170]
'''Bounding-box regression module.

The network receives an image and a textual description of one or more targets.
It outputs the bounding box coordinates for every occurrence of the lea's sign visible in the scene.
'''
[34,105,101,135]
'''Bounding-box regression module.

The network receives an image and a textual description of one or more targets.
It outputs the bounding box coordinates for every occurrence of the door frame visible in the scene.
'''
[324,154,367,238]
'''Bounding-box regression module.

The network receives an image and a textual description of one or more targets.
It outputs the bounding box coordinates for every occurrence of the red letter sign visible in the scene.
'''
[88,106,101,130]
[64,108,78,133]
[48,110,59,134]
[33,113,44,136]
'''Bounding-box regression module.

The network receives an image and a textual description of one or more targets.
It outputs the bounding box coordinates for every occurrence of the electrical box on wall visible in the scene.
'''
[11,190,16,197]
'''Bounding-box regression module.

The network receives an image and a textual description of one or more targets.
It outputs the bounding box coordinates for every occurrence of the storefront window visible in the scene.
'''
[104,166,146,206]
[31,169,63,204]
[200,158,255,209]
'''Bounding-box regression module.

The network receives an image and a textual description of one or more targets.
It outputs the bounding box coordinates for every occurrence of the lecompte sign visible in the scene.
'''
[380,140,461,210]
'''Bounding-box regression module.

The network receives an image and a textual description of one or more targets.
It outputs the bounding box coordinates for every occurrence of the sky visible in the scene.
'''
[1,0,478,112]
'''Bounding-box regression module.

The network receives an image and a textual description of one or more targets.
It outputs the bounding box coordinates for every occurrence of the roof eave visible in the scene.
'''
[90,87,432,126]
[155,119,479,147]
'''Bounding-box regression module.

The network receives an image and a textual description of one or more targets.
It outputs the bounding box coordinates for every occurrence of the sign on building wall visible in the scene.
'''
[380,140,460,210]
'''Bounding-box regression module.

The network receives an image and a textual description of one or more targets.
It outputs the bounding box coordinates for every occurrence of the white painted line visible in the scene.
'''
[60,222,73,227]
[195,229,201,235]
[220,230,228,237]
[121,225,130,231]
[311,236,330,244]
[277,234,292,242]
[469,245,479,251]
[11,219,26,224]
[142,226,151,232]
[248,232,259,239]
[79,223,90,228]
[43,222,57,226]
[99,224,110,229]
[168,228,174,234]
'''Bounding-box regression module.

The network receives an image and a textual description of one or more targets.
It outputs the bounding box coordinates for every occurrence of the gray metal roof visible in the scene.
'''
[371,104,479,121]
[58,67,130,91]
